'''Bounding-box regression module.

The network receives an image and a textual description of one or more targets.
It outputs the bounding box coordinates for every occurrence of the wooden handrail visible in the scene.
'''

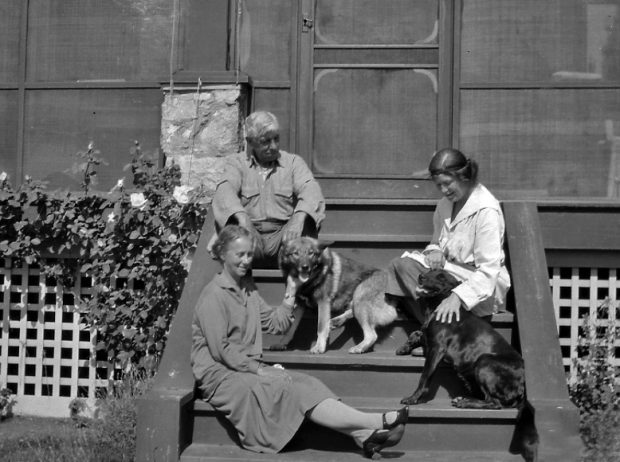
[503,202,569,400]
[502,201,582,457]
[135,212,220,462]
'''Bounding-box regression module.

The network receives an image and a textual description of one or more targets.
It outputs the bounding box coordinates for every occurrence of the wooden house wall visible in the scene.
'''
[0,1,619,205]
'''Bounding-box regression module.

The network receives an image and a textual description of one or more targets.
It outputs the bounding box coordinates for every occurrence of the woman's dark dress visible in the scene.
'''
[191,271,337,453]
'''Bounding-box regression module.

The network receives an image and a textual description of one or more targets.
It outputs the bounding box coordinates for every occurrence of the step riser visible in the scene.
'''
[191,413,517,452]
[262,316,515,352]
[262,367,469,400]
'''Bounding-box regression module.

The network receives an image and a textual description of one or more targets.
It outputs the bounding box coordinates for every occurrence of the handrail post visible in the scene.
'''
[502,201,582,460]
[135,212,219,462]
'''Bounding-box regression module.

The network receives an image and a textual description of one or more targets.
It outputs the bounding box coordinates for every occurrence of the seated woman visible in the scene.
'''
[387,148,511,351]
[191,225,408,459]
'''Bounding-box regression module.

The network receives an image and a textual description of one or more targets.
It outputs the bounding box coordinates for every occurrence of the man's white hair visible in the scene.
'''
[245,111,280,140]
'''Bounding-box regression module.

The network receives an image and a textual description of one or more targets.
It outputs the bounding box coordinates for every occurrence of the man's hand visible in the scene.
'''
[234,212,253,230]
[206,232,218,259]
[235,211,260,238]
[233,212,264,254]
[282,212,307,243]
[424,250,446,270]
[434,292,462,323]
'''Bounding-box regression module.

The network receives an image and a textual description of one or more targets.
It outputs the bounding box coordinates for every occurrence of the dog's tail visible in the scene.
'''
[511,399,539,462]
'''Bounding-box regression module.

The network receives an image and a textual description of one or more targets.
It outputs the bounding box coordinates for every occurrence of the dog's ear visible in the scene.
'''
[437,270,459,289]
[316,239,334,252]
[318,242,333,267]
[278,240,293,270]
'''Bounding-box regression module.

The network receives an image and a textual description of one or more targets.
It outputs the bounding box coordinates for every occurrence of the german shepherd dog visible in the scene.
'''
[400,269,526,409]
[278,237,398,354]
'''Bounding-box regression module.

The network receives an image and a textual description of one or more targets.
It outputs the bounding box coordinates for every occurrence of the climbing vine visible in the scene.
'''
[0,142,208,371]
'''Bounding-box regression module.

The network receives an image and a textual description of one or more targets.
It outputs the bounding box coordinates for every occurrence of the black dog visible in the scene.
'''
[400,270,525,409]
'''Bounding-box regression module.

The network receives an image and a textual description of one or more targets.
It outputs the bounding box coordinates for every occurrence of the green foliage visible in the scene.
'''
[2,373,152,461]
[0,386,16,420]
[0,142,208,370]
[569,298,620,462]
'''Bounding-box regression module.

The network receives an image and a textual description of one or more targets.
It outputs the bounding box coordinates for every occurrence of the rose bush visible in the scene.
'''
[0,142,208,372]
[569,298,620,461]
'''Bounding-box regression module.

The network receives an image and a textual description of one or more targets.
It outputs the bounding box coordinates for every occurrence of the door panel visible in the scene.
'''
[314,0,438,45]
[313,68,437,175]
[298,0,451,199]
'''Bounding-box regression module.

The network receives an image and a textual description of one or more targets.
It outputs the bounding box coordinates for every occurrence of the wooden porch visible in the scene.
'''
[133,200,605,461]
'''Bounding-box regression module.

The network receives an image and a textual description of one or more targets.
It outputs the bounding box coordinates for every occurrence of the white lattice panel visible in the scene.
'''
[550,267,620,374]
[0,259,111,416]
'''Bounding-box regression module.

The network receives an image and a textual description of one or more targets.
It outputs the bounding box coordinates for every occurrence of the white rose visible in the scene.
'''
[0,172,7,182]
[173,185,192,205]
[109,177,125,194]
[130,193,147,209]
[107,212,116,223]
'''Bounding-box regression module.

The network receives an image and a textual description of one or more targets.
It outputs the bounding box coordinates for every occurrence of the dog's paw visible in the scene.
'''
[309,344,326,354]
[348,344,370,354]
[451,396,466,408]
[395,344,414,355]
[400,395,420,405]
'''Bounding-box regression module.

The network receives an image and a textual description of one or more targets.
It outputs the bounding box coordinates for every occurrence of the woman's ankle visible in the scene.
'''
[351,429,374,448]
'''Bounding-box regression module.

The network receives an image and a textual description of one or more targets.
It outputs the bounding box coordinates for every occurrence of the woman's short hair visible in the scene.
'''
[245,111,280,141]
[428,148,479,183]
[212,225,255,261]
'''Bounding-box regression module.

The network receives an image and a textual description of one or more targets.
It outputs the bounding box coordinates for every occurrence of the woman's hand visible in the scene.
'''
[424,250,445,270]
[257,364,291,382]
[434,292,462,323]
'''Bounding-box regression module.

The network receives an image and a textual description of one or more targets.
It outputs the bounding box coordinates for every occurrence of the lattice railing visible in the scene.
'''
[550,267,620,373]
[0,259,112,415]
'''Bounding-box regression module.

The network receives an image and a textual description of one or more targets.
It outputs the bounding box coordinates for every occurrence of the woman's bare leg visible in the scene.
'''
[306,398,400,446]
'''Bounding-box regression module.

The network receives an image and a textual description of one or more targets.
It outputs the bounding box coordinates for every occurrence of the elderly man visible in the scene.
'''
[211,111,325,268]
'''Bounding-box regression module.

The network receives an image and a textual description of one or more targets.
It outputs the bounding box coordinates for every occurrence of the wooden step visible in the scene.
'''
[261,309,516,353]
[180,443,526,462]
[191,397,519,453]
[257,350,503,400]
[193,395,518,420]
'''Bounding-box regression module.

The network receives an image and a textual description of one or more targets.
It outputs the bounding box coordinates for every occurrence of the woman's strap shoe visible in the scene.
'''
[382,405,409,429]
[362,423,405,459]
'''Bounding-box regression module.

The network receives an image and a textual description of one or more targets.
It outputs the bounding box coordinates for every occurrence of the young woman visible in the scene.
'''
[387,147,511,328]
[191,225,408,458]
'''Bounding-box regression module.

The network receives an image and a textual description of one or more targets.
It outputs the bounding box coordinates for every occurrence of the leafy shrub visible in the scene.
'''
[0,386,16,420]
[86,370,153,461]
[569,297,620,462]
[0,142,209,370]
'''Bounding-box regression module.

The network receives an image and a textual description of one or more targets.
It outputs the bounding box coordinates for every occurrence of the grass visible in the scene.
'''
[0,372,150,462]
[0,418,110,462]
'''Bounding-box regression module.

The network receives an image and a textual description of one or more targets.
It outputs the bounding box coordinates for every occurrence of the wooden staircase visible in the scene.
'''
[135,201,583,462]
